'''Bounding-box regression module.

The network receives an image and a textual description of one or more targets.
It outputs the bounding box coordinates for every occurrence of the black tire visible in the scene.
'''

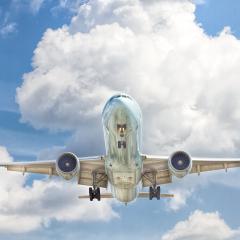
[156,186,161,200]
[89,187,94,201]
[149,187,153,200]
[96,187,101,201]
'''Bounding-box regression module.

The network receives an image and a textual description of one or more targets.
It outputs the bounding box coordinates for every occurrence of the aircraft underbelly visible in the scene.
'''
[105,125,142,202]
[102,95,143,203]
[109,167,141,202]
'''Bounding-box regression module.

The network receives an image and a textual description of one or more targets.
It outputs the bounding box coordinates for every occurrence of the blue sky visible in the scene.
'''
[195,0,240,37]
[1,0,240,161]
[1,0,240,239]
[0,0,71,160]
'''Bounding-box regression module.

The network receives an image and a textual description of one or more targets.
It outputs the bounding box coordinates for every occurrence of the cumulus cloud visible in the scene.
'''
[161,210,240,240]
[16,0,240,157]
[14,0,240,212]
[165,168,240,211]
[0,146,118,233]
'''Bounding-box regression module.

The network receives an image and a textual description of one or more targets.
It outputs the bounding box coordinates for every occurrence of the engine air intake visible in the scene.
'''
[168,151,192,178]
[56,152,79,180]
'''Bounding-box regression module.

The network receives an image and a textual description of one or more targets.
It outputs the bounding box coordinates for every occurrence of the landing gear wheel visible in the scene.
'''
[149,186,161,200]
[96,187,101,201]
[156,186,160,200]
[89,187,94,201]
[89,187,101,201]
[149,186,154,200]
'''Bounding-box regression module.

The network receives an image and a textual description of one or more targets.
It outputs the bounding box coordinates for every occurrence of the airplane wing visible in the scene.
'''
[142,155,171,187]
[190,157,240,175]
[0,160,57,175]
[0,156,108,188]
[142,155,240,187]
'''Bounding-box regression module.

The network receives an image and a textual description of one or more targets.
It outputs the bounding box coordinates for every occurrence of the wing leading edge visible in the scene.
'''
[0,156,108,188]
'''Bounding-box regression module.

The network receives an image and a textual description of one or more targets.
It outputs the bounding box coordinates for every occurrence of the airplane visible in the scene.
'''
[1,93,240,204]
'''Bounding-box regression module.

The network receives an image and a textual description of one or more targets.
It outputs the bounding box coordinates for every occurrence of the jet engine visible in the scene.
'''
[168,151,192,178]
[56,152,80,180]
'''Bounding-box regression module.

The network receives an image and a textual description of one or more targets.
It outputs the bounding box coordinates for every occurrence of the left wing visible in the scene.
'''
[142,155,171,187]
[142,155,240,187]
[0,156,108,188]
[190,157,240,175]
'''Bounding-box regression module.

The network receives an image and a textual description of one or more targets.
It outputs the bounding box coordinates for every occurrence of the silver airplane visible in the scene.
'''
[1,93,240,203]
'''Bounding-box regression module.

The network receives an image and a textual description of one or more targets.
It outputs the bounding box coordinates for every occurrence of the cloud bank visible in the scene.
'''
[15,0,240,213]
[0,146,118,233]
[16,0,240,158]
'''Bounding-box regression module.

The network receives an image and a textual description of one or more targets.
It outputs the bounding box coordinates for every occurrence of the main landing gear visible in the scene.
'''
[149,186,161,200]
[89,187,101,201]
[88,171,105,201]
[142,170,161,200]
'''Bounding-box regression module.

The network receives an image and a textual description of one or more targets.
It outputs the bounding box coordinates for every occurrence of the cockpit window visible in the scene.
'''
[109,94,132,102]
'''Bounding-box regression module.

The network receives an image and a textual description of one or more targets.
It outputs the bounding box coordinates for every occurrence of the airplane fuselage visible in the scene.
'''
[102,94,143,203]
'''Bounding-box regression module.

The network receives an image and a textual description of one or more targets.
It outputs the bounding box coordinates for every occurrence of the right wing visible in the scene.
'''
[0,156,108,188]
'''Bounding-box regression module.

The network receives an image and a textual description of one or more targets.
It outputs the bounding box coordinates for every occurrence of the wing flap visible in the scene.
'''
[142,155,172,187]
[78,159,108,188]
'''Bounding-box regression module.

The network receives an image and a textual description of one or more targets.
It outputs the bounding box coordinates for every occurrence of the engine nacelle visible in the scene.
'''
[168,151,192,178]
[56,152,80,180]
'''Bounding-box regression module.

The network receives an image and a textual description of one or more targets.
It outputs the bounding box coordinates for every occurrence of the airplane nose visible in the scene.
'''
[109,97,132,116]
[102,94,142,129]
[103,95,132,115]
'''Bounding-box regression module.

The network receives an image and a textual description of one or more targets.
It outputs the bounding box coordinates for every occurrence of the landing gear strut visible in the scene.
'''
[89,171,102,201]
[89,187,101,201]
[142,170,161,200]
[149,186,160,200]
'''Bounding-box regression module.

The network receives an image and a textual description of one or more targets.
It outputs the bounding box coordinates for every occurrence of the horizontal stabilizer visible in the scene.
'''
[138,192,174,198]
[78,193,113,199]
[78,193,174,199]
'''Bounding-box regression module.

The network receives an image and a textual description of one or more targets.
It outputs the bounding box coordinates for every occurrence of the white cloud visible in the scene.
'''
[165,168,240,211]
[162,210,240,240]
[16,0,240,158]
[14,0,240,212]
[0,146,118,233]
[56,0,87,12]
[0,22,17,37]
[166,186,193,211]
[30,0,45,14]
